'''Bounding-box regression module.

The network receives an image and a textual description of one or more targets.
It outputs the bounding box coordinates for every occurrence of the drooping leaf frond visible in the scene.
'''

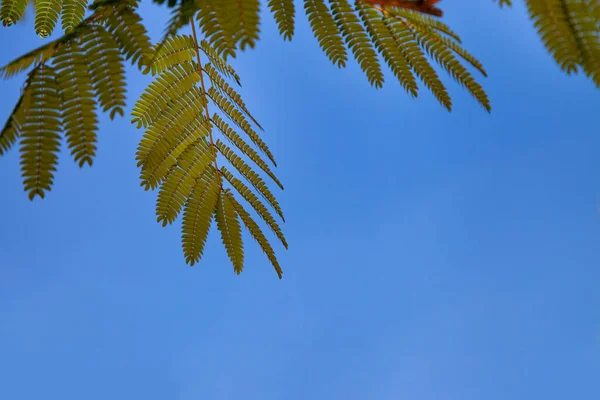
[54,39,99,167]
[182,167,220,265]
[134,0,490,110]
[227,191,283,279]
[1,0,88,36]
[331,0,385,87]
[529,0,599,87]
[394,8,462,43]
[268,0,295,40]
[382,11,452,109]
[495,0,599,87]
[357,1,417,95]
[1,1,499,277]
[35,0,64,38]
[18,65,62,200]
[0,1,150,198]
[133,31,286,277]
[100,1,152,69]
[61,0,88,33]
[81,25,127,119]
[368,3,491,110]
[260,0,487,109]
[389,9,490,110]
[305,0,348,67]
[149,0,296,48]
[1,0,29,27]
[234,0,260,51]
[216,188,245,274]
[196,0,240,60]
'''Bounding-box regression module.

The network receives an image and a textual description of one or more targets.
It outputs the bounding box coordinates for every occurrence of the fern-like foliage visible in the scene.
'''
[14,65,61,200]
[54,38,99,167]
[35,0,63,38]
[1,0,89,36]
[268,0,295,40]
[140,0,491,110]
[357,2,489,110]
[0,0,151,199]
[495,0,599,87]
[1,0,596,279]
[153,0,598,91]
[62,0,89,32]
[1,0,492,277]
[305,0,349,67]
[331,0,385,87]
[133,30,286,278]
[4,0,597,107]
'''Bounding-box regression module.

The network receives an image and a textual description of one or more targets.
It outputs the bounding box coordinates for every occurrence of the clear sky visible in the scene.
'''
[1,2,599,399]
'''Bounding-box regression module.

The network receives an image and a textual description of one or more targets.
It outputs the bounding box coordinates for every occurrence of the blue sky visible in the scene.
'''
[1,2,599,399]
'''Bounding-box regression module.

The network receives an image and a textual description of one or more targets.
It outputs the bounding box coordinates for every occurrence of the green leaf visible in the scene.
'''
[216,188,245,274]
[182,168,220,266]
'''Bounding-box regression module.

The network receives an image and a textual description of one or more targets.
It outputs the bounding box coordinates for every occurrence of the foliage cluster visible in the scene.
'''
[0,0,597,277]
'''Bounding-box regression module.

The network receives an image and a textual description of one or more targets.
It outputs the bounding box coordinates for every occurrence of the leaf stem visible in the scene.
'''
[190,16,222,188]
